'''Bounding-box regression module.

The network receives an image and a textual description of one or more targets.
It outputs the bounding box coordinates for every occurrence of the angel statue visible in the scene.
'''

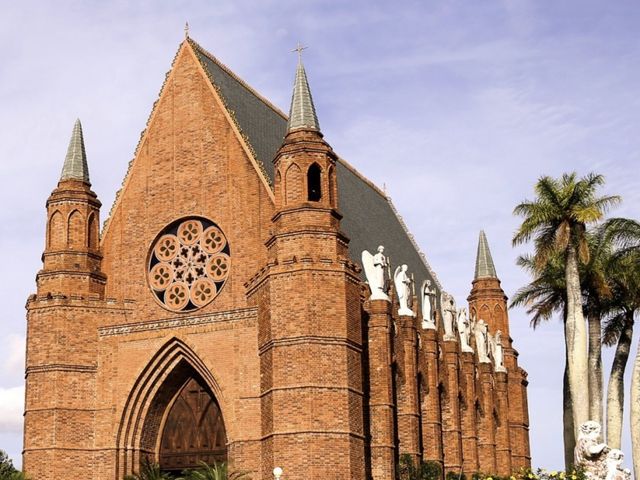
[394,264,415,317]
[456,307,473,352]
[361,246,390,301]
[491,330,507,372]
[473,319,491,363]
[421,280,436,330]
[441,293,456,340]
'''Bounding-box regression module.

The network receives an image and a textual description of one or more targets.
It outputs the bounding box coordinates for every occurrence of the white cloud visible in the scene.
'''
[0,386,24,434]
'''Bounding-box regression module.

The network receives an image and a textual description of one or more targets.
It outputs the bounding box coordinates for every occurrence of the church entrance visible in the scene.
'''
[159,376,227,474]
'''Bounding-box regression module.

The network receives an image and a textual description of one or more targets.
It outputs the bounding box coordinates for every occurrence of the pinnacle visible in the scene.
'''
[286,56,320,133]
[60,119,90,183]
[474,230,498,280]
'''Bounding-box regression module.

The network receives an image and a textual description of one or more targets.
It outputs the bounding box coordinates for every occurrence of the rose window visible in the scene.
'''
[148,217,230,312]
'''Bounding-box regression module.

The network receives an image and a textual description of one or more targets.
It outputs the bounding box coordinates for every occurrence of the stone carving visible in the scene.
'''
[456,307,473,352]
[490,330,507,372]
[421,280,436,330]
[605,449,631,480]
[474,319,491,363]
[394,265,414,317]
[362,246,390,301]
[441,293,456,340]
[575,421,631,480]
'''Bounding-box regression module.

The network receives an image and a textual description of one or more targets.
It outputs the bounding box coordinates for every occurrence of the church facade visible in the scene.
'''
[23,37,530,480]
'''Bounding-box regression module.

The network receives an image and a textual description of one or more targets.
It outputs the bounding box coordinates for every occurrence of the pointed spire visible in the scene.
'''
[287,47,320,133]
[474,230,498,279]
[60,119,90,183]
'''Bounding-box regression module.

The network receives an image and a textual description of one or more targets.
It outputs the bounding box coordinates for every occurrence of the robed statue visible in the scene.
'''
[394,264,414,317]
[362,246,390,301]
[421,280,436,330]
[456,307,473,352]
[441,292,456,340]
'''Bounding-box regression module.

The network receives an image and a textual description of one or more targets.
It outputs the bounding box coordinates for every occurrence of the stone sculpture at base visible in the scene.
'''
[490,330,506,372]
[575,421,631,480]
[362,246,390,301]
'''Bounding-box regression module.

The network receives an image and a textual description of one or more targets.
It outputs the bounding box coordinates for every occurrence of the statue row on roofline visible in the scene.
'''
[362,246,506,372]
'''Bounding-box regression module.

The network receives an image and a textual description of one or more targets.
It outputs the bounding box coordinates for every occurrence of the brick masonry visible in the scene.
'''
[24,39,530,479]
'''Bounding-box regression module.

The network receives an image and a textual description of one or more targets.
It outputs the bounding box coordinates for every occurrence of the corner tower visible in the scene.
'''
[247,53,365,480]
[468,230,508,336]
[467,230,531,470]
[24,119,106,478]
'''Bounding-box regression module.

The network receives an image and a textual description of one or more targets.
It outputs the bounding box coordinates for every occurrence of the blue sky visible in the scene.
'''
[0,0,638,471]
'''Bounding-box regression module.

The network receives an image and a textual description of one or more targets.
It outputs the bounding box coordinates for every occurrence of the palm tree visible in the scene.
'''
[512,173,620,434]
[511,253,576,467]
[178,461,251,480]
[630,333,640,480]
[601,254,639,455]
[124,457,174,480]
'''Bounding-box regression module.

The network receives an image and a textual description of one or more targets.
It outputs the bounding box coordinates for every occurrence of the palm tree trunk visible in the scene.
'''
[631,334,640,480]
[605,312,634,448]
[588,312,603,425]
[564,245,590,432]
[563,358,576,470]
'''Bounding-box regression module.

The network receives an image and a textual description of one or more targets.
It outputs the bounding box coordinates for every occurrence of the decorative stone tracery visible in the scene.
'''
[148,217,230,312]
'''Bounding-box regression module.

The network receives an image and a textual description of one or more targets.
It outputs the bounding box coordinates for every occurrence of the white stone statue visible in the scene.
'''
[394,265,414,317]
[575,421,610,479]
[474,319,490,363]
[441,293,456,340]
[456,307,473,352]
[362,246,390,301]
[421,280,436,330]
[605,449,631,480]
[491,330,507,372]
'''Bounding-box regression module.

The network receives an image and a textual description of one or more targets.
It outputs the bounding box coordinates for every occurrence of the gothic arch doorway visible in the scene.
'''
[116,338,228,478]
[159,375,227,473]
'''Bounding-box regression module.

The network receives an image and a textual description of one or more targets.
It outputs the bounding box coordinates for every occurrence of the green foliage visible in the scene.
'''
[0,450,18,480]
[398,455,443,480]
[177,461,250,480]
[124,457,174,480]
[512,172,620,268]
[445,471,465,480]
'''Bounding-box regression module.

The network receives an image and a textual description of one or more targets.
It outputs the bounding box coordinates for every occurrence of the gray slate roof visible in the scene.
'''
[190,40,442,300]
[60,119,90,183]
[474,230,498,279]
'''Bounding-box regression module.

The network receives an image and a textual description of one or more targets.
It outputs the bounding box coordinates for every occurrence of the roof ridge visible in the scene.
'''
[187,38,288,121]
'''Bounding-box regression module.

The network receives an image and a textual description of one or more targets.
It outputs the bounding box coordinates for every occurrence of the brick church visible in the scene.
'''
[24,36,530,480]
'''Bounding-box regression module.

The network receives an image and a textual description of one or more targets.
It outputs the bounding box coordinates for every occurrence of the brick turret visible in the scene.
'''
[37,119,105,298]
[467,230,530,472]
[247,55,365,480]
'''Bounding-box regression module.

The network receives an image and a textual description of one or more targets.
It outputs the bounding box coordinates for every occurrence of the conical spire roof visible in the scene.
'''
[60,119,90,183]
[474,230,498,279]
[286,55,320,132]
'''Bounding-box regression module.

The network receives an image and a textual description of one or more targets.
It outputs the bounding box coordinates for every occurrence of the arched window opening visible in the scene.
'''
[307,163,322,201]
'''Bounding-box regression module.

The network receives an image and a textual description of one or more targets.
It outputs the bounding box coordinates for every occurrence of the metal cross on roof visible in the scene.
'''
[291,42,307,61]
[185,22,190,39]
